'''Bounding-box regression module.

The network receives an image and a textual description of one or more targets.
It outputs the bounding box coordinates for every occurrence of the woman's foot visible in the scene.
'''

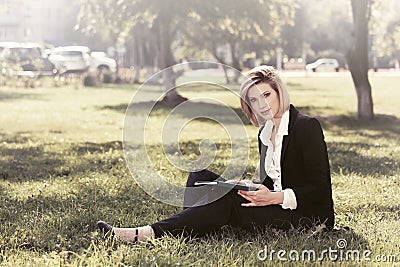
[97,221,155,242]
[113,226,155,242]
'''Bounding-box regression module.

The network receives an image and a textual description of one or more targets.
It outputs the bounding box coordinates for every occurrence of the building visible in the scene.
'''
[0,0,78,45]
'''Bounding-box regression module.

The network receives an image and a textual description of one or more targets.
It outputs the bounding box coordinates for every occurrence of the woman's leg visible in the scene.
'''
[100,192,302,241]
[152,189,243,237]
[99,169,306,241]
[151,189,303,238]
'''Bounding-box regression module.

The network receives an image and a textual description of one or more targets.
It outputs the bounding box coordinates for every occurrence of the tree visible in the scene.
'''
[384,20,400,68]
[75,0,135,68]
[182,0,296,83]
[76,0,296,100]
[76,0,190,105]
[347,0,374,120]
[281,0,353,65]
[370,1,400,68]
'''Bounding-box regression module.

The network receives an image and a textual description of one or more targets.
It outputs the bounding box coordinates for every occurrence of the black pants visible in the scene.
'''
[151,170,308,238]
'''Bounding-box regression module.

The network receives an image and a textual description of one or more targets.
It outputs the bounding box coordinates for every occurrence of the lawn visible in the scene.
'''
[0,74,399,266]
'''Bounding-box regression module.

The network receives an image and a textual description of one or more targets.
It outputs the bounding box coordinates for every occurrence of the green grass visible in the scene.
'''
[0,76,399,266]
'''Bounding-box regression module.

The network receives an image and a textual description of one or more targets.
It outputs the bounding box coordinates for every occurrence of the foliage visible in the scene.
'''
[369,1,400,61]
[76,0,136,44]
[76,1,296,71]
[280,0,353,64]
[181,0,296,81]
[384,21,400,60]
[74,0,400,71]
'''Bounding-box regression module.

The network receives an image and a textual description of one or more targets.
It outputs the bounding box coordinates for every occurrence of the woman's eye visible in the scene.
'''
[263,92,270,97]
[249,98,256,103]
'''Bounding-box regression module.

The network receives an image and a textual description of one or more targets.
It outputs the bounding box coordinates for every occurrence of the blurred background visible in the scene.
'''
[2,0,396,120]
[1,0,399,79]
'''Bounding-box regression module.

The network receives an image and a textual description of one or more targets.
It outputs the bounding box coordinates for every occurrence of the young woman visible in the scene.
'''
[98,65,334,242]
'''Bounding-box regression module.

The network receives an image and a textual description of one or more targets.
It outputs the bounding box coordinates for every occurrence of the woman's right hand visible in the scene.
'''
[238,184,284,207]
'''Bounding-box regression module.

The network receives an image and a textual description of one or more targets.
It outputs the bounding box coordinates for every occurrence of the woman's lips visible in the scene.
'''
[261,110,270,115]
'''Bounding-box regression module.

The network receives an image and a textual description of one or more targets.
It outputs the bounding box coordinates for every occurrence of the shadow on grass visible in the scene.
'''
[1,134,242,184]
[291,106,400,139]
[354,203,400,213]
[328,141,398,177]
[99,100,252,125]
[322,114,400,139]
[70,140,122,154]
[0,91,43,102]
[0,133,125,182]
[0,134,64,181]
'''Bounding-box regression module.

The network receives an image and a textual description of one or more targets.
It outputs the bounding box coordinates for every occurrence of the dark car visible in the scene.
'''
[0,43,56,77]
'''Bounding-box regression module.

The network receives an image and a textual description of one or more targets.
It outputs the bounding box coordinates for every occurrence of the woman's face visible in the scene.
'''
[247,83,280,121]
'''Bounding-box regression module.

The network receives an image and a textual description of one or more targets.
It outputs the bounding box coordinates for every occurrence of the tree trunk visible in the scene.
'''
[211,42,230,84]
[144,35,158,82]
[348,0,374,120]
[221,65,230,84]
[157,14,187,106]
[132,28,141,84]
[229,41,241,84]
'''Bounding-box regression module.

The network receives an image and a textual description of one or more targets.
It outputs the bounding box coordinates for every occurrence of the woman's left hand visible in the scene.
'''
[238,184,284,207]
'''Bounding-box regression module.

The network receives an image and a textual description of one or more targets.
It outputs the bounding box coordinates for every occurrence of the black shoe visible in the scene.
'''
[97,221,115,237]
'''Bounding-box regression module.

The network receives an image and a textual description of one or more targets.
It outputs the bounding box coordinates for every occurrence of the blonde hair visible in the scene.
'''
[239,65,290,127]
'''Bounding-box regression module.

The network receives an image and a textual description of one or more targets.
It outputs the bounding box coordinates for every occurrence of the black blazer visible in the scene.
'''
[258,105,334,228]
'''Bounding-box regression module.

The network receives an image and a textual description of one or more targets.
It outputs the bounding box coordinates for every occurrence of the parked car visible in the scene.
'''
[306,58,339,72]
[0,42,56,78]
[0,42,18,83]
[48,46,117,82]
[48,46,91,75]
[89,51,117,83]
[0,42,18,53]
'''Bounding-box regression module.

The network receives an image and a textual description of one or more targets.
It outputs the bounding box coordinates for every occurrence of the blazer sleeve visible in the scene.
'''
[291,117,332,207]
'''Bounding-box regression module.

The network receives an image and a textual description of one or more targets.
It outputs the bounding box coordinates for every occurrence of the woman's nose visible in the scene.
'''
[258,98,268,109]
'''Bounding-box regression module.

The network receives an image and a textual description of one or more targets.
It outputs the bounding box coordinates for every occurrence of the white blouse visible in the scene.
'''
[259,110,297,210]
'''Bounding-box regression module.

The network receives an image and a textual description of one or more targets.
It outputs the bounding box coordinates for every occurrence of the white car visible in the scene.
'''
[89,51,117,82]
[48,46,90,75]
[306,58,339,72]
[49,46,117,82]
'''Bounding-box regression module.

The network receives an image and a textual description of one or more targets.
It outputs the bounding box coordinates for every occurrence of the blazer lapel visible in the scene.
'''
[281,105,299,165]
[260,144,267,177]
[258,126,274,188]
[258,126,267,179]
